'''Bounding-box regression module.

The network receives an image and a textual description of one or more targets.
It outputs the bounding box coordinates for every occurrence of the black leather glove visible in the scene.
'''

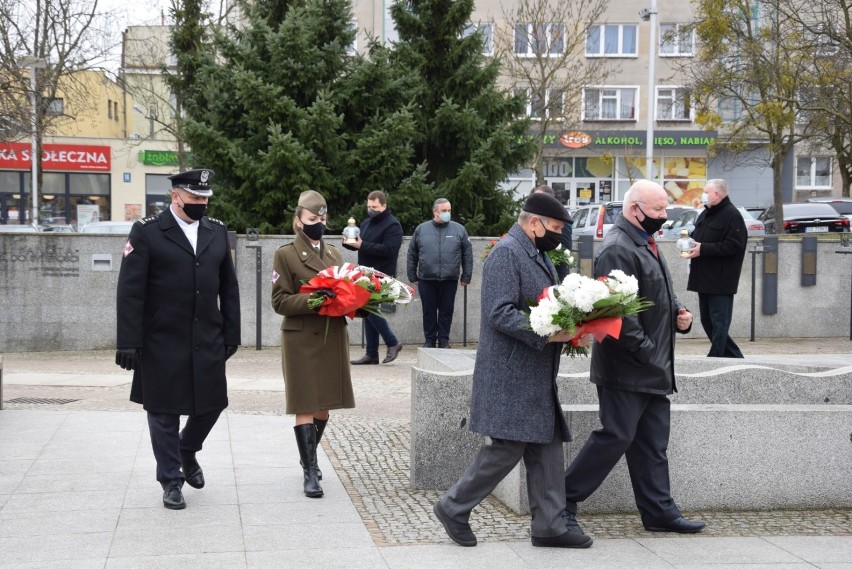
[225,345,238,360]
[115,348,140,371]
[314,288,336,299]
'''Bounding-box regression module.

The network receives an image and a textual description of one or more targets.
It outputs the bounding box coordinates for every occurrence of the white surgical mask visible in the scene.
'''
[438,212,451,223]
[701,193,710,207]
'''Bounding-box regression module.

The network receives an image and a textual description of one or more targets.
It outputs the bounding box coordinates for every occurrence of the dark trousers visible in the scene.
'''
[564,386,681,525]
[364,312,399,357]
[147,409,221,487]
[440,420,566,538]
[417,279,458,345]
[698,293,743,358]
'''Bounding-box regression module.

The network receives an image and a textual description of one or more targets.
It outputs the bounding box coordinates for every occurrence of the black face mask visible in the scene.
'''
[366,209,380,218]
[534,224,562,252]
[179,197,207,221]
[301,221,325,241]
[636,205,666,235]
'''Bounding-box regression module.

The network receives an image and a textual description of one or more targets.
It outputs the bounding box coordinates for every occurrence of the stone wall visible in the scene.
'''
[1,232,851,351]
[410,349,852,514]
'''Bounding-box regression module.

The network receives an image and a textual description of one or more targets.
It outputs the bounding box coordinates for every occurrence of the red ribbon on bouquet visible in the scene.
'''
[570,317,623,347]
[300,276,371,318]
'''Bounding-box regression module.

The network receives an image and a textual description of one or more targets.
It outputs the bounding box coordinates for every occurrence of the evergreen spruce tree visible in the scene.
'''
[389,0,535,235]
[178,0,424,233]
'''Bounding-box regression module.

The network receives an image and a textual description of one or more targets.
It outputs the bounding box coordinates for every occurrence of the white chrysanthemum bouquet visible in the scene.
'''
[528,270,654,357]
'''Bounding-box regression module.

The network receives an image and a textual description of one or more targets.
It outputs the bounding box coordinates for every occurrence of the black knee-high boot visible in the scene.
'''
[294,424,323,498]
[314,418,328,480]
[301,418,328,480]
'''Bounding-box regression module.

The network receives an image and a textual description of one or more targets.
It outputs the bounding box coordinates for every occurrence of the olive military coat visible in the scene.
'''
[116,209,241,415]
[271,232,355,414]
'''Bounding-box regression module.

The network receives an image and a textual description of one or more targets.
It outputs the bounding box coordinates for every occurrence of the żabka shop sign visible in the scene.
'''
[0,142,111,171]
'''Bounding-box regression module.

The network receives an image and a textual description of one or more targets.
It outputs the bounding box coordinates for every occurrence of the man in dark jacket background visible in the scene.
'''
[685,178,747,358]
[345,190,404,364]
[563,180,705,535]
[115,169,241,510]
[406,198,473,348]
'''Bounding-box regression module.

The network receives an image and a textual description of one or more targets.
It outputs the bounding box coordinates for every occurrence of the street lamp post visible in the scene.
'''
[18,56,47,228]
[640,1,658,180]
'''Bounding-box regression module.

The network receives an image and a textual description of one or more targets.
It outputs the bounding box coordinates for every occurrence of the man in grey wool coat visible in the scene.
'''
[433,192,593,549]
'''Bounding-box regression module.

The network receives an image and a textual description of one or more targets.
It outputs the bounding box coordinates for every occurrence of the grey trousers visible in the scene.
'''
[439,421,566,538]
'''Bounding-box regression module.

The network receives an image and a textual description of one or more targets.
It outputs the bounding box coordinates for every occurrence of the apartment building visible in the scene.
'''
[353,0,839,209]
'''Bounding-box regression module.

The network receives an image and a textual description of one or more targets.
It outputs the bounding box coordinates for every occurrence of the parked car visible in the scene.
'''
[758,203,850,234]
[79,221,136,234]
[658,207,765,239]
[805,197,852,223]
[572,202,623,238]
[40,224,76,233]
[654,205,701,238]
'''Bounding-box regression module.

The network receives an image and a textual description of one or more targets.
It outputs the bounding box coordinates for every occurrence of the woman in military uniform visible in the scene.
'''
[271,190,355,497]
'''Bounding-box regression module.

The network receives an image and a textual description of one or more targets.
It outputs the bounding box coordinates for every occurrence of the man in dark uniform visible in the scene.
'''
[115,168,241,510]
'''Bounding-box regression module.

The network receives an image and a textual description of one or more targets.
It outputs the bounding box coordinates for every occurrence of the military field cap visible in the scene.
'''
[168,168,214,197]
[298,190,328,216]
[523,192,571,223]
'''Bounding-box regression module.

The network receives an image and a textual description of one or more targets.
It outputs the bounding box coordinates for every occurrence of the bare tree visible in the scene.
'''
[493,0,610,182]
[0,0,119,222]
[778,0,852,197]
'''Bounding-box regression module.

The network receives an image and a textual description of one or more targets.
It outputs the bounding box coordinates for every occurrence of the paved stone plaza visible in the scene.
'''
[1,338,851,567]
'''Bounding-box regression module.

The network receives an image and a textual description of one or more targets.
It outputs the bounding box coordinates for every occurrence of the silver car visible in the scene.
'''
[658,207,765,239]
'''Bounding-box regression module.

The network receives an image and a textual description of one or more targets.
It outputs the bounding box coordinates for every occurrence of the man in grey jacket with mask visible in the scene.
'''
[406,198,473,348]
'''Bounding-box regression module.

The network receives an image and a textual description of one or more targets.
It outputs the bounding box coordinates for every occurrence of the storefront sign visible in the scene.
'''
[535,130,717,150]
[0,142,110,171]
[139,150,180,166]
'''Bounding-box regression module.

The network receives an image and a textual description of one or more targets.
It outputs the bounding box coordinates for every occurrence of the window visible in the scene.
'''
[583,87,637,120]
[107,99,113,119]
[519,88,564,120]
[718,93,757,122]
[384,1,400,44]
[659,23,694,56]
[514,22,566,57]
[463,22,493,56]
[586,24,637,57]
[656,87,691,121]
[114,101,119,121]
[796,156,832,188]
[46,98,64,115]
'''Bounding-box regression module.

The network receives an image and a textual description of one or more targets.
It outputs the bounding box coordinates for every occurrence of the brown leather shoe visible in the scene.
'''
[382,343,403,363]
[350,354,379,365]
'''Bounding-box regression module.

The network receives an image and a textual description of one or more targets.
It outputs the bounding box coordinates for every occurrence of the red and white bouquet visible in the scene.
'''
[300,263,414,319]
[528,270,654,357]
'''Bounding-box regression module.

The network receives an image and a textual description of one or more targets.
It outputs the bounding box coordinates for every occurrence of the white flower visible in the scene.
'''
[607,270,639,297]
[529,297,562,336]
[572,278,610,312]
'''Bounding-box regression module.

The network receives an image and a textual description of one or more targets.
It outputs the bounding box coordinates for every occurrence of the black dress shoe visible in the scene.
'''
[644,516,706,533]
[181,452,205,489]
[382,343,403,363]
[437,341,450,348]
[531,531,593,548]
[350,354,379,365]
[422,341,436,348]
[433,502,476,547]
[163,483,186,510]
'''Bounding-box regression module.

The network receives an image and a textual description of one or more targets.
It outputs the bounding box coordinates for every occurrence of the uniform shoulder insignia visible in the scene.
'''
[139,215,157,225]
[207,217,226,226]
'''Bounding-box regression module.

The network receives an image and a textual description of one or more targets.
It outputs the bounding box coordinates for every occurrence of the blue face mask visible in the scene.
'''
[438,211,451,223]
